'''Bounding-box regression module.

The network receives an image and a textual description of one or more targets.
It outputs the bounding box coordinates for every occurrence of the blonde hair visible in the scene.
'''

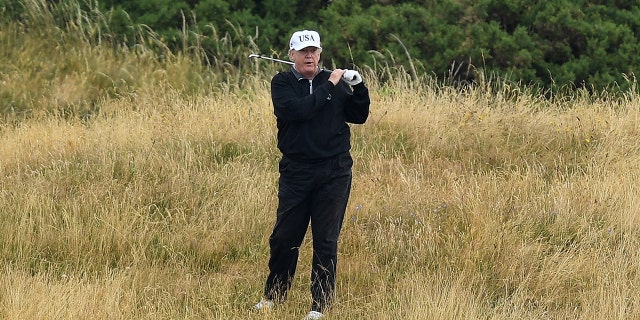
[288,48,322,61]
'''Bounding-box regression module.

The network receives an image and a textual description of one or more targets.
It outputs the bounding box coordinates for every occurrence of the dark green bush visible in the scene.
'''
[2,0,639,94]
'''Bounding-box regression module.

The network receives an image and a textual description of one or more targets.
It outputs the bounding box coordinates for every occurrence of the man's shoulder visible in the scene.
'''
[272,70,295,82]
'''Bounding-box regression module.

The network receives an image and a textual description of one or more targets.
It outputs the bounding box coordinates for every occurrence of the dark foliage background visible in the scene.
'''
[2,0,639,92]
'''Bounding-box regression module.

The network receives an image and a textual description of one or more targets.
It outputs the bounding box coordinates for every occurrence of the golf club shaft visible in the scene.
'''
[249,54,293,65]
[249,54,350,79]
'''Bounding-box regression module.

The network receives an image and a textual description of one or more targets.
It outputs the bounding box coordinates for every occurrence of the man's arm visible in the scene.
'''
[271,72,334,121]
[344,82,370,124]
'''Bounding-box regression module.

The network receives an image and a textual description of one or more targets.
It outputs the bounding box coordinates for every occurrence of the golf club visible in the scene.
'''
[248,54,358,81]
[249,54,293,65]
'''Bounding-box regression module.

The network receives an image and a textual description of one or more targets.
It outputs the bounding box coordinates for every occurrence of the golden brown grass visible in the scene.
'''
[2,74,640,319]
[2,1,640,319]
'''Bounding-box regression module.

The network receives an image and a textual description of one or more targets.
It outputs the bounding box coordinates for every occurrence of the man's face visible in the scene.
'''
[290,47,321,79]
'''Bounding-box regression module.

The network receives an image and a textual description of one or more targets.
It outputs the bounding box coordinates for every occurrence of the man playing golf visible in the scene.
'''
[255,29,370,319]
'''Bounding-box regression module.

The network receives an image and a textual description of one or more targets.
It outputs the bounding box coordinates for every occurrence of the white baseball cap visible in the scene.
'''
[289,30,321,51]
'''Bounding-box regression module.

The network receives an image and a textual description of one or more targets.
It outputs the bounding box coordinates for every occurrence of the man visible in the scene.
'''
[255,30,370,320]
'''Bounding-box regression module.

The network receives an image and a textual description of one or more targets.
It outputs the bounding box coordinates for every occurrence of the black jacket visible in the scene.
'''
[271,68,370,162]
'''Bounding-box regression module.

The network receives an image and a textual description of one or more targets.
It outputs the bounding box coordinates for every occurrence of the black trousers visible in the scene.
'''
[264,152,353,313]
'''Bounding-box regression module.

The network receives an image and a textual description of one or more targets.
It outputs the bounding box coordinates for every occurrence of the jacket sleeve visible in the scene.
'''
[271,72,335,121]
[343,82,370,124]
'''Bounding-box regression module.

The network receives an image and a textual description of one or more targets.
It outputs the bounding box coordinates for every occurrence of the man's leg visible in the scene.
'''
[309,154,353,312]
[264,157,314,301]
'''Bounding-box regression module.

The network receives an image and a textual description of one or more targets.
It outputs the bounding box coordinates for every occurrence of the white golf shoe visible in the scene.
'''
[254,299,274,311]
[303,310,324,319]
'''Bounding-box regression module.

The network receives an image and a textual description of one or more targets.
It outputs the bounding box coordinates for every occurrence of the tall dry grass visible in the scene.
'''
[2,1,640,319]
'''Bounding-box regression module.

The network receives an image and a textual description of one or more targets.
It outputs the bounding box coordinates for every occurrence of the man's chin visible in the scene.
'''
[297,66,316,77]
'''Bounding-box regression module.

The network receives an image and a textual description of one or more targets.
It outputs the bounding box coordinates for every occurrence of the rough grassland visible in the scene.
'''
[2,76,640,319]
[1,2,640,319]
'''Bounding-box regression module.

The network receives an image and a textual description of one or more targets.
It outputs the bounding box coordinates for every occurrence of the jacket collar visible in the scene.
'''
[291,66,321,81]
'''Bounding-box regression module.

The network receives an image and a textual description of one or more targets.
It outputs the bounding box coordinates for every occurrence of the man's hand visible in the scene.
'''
[329,69,346,85]
[342,70,362,86]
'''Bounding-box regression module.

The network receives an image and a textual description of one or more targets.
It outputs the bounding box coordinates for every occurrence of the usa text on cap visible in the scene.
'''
[289,30,321,51]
